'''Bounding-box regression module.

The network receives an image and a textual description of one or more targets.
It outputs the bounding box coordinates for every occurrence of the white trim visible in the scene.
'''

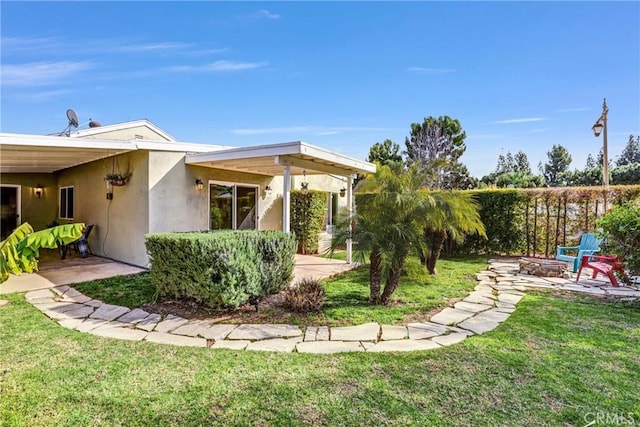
[59,186,75,220]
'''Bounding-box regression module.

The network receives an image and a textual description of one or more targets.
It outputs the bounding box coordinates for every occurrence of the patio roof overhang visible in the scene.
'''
[0,133,226,173]
[185,141,376,177]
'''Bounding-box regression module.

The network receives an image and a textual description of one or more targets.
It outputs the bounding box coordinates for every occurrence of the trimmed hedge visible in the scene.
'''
[145,230,296,309]
[455,185,640,257]
[291,190,329,254]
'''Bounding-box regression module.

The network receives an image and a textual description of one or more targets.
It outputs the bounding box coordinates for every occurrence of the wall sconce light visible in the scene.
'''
[301,171,309,195]
[195,179,204,191]
[339,187,346,197]
[264,185,272,197]
[35,184,43,198]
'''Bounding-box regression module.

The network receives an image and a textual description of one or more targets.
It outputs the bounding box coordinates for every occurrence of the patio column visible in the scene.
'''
[346,175,353,264]
[283,164,291,233]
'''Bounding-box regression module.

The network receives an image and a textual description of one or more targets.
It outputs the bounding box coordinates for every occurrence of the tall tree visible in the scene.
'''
[585,153,597,169]
[514,151,531,174]
[367,139,403,167]
[404,116,467,189]
[616,134,640,166]
[542,145,572,186]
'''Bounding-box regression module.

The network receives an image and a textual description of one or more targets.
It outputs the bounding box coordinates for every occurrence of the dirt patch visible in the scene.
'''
[140,291,312,325]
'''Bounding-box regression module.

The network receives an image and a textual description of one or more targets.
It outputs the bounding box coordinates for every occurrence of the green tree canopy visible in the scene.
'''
[616,134,640,166]
[542,144,572,186]
[367,139,403,167]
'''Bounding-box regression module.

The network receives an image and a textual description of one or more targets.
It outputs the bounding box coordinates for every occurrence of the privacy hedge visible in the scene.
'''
[291,190,329,254]
[145,230,296,309]
[455,185,640,257]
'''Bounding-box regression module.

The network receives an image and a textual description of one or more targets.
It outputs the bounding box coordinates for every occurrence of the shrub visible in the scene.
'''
[291,190,329,254]
[145,230,295,309]
[284,278,326,313]
[597,199,640,276]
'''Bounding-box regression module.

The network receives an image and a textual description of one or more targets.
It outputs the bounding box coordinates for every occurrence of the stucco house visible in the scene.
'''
[0,120,375,267]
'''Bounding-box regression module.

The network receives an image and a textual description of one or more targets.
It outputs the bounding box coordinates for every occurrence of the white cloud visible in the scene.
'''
[1,61,94,87]
[186,47,231,56]
[170,60,268,72]
[492,117,549,124]
[407,67,456,74]
[112,42,193,52]
[18,89,73,102]
[258,9,280,20]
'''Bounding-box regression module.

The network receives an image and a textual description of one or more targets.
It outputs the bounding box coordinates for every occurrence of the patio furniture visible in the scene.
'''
[59,224,94,259]
[519,257,569,277]
[576,254,622,287]
[556,233,602,273]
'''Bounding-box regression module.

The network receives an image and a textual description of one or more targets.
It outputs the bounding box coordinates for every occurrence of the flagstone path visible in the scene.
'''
[13,259,640,354]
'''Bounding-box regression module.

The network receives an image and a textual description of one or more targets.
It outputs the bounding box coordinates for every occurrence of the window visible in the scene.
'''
[209,182,257,230]
[59,186,74,219]
[325,192,339,232]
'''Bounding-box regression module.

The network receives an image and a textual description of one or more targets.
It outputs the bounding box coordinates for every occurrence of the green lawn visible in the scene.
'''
[1,290,639,426]
[73,255,489,326]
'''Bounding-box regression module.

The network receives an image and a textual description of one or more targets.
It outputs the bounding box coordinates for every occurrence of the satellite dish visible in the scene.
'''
[66,109,79,128]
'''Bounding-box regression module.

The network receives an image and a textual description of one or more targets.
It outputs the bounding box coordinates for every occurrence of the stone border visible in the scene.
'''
[17,260,640,354]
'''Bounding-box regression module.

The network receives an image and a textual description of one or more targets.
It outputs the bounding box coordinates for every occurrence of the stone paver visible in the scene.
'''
[145,331,207,347]
[199,324,237,340]
[226,324,302,340]
[457,317,500,335]
[25,289,55,301]
[473,309,511,323]
[154,315,189,333]
[380,325,408,341]
[172,320,212,337]
[91,327,148,341]
[430,308,475,326]
[497,293,523,305]
[367,339,441,353]
[136,313,162,332]
[61,305,95,319]
[304,326,318,341]
[33,301,84,313]
[432,333,468,346]
[296,341,364,354]
[454,301,493,313]
[90,304,130,321]
[316,326,329,341]
[407,322,447,339]
[246,337,303,352]
[76,318,110,333]
[58,318,85,329]
[118,308,151,324]
[210,340,250,350]
[330,322,380,342]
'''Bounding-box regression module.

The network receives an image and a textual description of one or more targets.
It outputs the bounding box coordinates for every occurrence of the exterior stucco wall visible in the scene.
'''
[0,173,58,231]
[148,152,285,234]
[57,150,150,267]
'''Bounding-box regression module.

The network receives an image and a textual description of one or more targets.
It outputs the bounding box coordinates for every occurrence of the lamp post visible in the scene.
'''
[591,98,609,187]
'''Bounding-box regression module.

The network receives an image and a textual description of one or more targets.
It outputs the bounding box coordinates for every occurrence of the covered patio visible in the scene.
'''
[186,141,376,263]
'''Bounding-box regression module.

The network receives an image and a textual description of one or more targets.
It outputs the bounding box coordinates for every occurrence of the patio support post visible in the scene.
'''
[283,164,291,233]
[346,175,353,264]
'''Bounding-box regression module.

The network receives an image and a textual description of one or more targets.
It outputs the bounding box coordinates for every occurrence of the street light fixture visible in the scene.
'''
[591,98,609,187]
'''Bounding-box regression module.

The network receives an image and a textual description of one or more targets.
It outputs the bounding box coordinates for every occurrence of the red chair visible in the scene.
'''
[576,254,623,287]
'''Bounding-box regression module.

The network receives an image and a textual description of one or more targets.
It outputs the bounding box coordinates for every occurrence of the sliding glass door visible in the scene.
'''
[209,182,257,230]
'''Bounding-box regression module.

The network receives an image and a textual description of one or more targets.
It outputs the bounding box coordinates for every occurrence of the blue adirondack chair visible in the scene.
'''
[556,233,602,273]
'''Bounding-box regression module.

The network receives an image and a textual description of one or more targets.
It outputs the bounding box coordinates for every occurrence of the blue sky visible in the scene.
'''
[2,1,639,177]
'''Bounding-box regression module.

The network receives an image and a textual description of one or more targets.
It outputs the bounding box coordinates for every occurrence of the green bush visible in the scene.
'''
[145,230,296,309]
[291,190,329,254]
[597,199,640,276]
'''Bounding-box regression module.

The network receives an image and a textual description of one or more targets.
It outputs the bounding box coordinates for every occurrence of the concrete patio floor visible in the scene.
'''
[0,251,356,295]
